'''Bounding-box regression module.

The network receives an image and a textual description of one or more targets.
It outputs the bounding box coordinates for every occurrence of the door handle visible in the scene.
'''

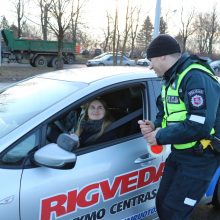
[134,153,156,164]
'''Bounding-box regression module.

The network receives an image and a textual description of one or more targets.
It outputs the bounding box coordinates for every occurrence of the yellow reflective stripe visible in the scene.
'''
[174,141,196,150]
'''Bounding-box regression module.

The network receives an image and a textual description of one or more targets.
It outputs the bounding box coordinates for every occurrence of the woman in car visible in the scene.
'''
[74,98,115,147]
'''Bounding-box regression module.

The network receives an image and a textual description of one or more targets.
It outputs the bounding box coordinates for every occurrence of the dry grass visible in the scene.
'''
[0,65,55,82]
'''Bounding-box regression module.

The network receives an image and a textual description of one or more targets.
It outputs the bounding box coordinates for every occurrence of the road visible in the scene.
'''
[191,204,220,220]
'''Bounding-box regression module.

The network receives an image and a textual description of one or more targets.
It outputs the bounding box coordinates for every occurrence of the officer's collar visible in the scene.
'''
[163,53,190,82]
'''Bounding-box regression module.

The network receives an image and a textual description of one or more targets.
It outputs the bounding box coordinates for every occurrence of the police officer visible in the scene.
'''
[138,34,220,220]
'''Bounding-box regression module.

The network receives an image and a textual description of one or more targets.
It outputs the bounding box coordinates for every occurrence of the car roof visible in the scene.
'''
[37,66,156,84]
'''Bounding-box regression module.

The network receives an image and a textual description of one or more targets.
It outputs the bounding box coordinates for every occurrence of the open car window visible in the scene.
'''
[46,84,144,149]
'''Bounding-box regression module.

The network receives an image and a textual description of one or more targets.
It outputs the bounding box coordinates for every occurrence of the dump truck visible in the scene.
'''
[1,29,76,67]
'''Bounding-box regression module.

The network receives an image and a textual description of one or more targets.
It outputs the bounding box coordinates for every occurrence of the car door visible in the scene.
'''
[19,82,164,220]
[0,130,41,220]
[105,56,114,65]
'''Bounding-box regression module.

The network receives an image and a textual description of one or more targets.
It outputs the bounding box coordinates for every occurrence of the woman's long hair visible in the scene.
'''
[75,98,113,140]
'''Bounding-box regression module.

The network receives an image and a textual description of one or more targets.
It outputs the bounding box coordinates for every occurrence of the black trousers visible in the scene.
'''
[156,149,218,220]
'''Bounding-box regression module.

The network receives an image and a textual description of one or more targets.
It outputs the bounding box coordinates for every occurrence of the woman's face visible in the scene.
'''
[88,100,106,120]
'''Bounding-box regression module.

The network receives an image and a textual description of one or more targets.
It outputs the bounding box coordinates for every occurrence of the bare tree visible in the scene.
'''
[207,6,220,54]
[193,7,220,55]
[70,0,87,43]
[179,6,195,52]
[47,0,72,69]
[119,0,132,63]
[37,0,53,40]
[12,0,28,37]
[129,7,141,59]
[102,12,112,52]
[112,0,119,65]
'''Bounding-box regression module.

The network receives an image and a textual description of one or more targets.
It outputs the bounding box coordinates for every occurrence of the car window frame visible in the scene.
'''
[0,126,42,169]
[41,79,151,154]
[147,78,162,121]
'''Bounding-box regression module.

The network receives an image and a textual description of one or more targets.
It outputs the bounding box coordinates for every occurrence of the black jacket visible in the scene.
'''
[155,53,220,145]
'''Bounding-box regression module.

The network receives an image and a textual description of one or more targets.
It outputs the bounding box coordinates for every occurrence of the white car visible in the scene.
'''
[86,54,135,66]
[210,60,220,76]
[0,67,219,220]
[137,58,150,66]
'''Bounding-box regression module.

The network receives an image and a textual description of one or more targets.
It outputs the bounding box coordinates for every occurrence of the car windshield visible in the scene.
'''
[0,77,85,138]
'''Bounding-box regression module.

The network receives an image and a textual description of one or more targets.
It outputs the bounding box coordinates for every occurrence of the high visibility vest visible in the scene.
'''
[161,63,218,149]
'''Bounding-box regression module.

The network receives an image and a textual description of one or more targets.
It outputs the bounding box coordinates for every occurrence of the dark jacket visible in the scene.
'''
[79,119,116,147]
[155,53,220,145]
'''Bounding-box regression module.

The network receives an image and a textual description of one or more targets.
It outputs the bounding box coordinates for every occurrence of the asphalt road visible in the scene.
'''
[191,204,220,220]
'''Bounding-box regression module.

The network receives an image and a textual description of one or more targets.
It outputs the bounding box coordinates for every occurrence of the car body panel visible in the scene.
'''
[20,138,163,220]
[0,170,21,220]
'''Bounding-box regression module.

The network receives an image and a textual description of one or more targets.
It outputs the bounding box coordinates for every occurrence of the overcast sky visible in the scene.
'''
[0,0,219,38]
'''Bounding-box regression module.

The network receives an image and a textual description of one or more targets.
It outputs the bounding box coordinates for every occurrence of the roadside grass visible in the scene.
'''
[0,65,54,82]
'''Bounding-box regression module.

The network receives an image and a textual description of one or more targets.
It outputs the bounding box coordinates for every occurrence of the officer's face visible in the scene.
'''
[149,56,166,77]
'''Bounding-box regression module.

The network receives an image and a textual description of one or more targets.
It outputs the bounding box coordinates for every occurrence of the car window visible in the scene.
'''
[0,130,40,167]
[107,56,113,61]
[46,85,144,149]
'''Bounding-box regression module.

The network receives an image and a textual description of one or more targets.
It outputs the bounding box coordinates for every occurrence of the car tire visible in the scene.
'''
[143,62,148,66]
[212,177,220,209]
[98,63,105,66]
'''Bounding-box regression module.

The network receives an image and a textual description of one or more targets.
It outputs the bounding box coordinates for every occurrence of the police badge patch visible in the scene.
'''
[188,88,206,110]
[167,96,180,104]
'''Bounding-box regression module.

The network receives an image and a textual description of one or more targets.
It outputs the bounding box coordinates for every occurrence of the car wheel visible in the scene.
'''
[143,62,148,66]
[212,177,220,209]
[98,63,105,66]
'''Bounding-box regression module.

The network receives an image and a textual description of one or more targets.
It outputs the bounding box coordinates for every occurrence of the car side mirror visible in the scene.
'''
[34,134,79,169]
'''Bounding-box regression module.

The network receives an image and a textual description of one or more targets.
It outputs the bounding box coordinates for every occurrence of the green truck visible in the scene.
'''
[1,29,76,67]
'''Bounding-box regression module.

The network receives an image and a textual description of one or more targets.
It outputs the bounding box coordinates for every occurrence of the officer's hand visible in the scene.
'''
[138,120,155,135]
[143,128,160,146]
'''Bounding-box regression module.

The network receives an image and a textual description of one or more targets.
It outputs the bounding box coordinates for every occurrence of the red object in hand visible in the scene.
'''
[150,145,164,154]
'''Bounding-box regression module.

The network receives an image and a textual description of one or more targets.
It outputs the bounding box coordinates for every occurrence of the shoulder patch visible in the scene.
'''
[188,88,206,110]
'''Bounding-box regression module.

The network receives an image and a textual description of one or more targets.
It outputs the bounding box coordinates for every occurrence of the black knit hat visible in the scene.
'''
[147,34,181,59]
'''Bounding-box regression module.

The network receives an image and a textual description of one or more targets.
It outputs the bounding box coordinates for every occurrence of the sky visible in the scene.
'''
[0,0,219,38]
